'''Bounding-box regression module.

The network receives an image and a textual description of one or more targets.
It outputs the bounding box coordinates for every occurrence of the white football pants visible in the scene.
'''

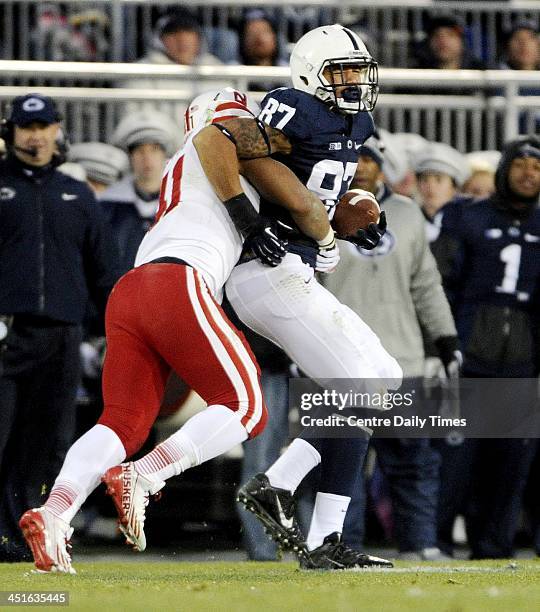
[226,254,403,400]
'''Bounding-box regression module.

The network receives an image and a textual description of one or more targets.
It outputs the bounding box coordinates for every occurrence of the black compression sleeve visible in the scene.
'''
[223,193,260,238]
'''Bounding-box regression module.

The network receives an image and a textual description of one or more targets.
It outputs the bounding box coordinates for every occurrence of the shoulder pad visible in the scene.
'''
[259,88,314,141]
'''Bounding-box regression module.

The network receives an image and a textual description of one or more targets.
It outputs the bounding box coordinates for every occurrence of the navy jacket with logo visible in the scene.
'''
[434,198,540,376]
[0,155,120,323]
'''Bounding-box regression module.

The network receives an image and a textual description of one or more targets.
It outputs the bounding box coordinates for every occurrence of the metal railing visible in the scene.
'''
[0,61,538,151]
[1,1,540,66]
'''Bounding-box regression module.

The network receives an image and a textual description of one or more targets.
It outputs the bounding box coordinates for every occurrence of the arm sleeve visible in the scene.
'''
[430,200,467,310]
[409,205,457,342]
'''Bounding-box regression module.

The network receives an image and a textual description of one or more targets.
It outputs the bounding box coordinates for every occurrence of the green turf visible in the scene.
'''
[1,560,539,611]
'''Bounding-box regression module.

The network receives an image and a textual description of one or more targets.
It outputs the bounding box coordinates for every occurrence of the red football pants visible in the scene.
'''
[98,263,267,457]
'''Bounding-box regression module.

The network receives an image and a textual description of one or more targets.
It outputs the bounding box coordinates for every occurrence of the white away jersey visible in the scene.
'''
[134,129,259,301]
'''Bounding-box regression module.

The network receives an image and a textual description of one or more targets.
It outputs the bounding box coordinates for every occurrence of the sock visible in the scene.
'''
[44,424,126,524]
[265,438,321,493]
[306,491,351,551]
[318,437,369,497]
[134,404,248,484]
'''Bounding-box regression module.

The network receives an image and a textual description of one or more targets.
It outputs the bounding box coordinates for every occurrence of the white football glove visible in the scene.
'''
[316,230,340,274]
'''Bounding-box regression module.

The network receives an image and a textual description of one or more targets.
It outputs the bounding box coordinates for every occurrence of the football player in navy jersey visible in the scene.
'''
[194,24,401,569]
[433,137,540,558]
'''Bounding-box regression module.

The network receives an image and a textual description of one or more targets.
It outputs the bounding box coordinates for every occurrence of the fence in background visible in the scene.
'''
[0,61,538,151]
[1,1,540,66]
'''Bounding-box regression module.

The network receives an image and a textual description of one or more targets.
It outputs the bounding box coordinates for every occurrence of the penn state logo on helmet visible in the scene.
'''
[289,24,379,114]
[183,87,260,142]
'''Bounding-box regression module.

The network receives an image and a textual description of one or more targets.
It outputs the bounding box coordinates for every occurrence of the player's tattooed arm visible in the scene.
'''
[216,118,292,158]
[193,119,292,200]
[240,158,331,242]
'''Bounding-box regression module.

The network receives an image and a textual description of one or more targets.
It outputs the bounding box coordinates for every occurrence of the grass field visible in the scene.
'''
[1,560,540,611]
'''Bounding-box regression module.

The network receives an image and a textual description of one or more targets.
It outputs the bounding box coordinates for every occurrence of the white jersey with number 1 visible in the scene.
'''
[134,128,259,302]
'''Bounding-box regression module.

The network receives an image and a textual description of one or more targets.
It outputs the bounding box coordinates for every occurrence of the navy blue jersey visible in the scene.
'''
[433,198,540,376]
[258,88,375,229]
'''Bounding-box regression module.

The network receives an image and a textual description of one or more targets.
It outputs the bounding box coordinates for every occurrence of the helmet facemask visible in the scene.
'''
[316,58,379,114]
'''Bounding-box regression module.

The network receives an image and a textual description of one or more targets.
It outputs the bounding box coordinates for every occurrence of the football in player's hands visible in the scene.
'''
[332,189,381,239]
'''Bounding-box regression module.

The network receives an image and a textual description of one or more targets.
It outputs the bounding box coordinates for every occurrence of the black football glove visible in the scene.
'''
[244,218,288,267]
[351,211,387,250]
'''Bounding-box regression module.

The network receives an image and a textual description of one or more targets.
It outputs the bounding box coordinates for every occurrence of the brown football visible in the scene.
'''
[332,189,381,238]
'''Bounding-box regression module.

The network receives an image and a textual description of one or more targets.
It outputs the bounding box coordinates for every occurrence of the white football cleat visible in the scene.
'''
[102,463,164,552]
[19,507,76,574]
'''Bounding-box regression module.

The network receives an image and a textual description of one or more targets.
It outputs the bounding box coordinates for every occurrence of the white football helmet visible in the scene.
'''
[183,87,260,142]
[290,24,378,114]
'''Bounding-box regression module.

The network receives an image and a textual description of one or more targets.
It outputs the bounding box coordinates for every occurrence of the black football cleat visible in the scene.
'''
[300,532,394,570]
[237,473,306,555]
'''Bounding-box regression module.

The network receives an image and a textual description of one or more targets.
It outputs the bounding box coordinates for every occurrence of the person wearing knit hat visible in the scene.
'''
[386,132,429,198]
[414,142,470,241]
[462,150,501,200]
[377,130,410,188]
[111,110,180,158]
[68,142,129,195]
[101,111,179,275]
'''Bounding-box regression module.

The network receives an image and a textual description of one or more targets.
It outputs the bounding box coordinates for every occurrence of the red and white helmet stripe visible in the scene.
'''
[183,88,260,142]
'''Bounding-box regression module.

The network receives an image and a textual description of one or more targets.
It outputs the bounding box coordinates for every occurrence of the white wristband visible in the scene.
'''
[317,228,335,248]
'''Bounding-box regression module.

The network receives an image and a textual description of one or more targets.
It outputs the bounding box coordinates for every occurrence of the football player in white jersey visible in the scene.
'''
[19,88,335,574]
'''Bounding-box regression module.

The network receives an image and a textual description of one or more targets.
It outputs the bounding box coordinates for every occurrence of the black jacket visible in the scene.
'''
[0,155,121,324]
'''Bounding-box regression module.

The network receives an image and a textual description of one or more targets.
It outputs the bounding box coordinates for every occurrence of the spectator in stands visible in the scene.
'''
[415,14,486,71]
[387,132,430,199]
[322,136,458,561]
[495,20,540,133]
[413,142,470,243]
[237,9,288,92]
[0,94,120,561]
[377,130,416,198]
[30,4,109,62]
[102,110,179,276]
[432,137,540,558]
[462,151,500,200]
[497,20,540,71]
[121,8,227,129]
[68,142,129,196]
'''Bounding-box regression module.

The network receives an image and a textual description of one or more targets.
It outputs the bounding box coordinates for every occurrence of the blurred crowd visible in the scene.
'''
[1,5,539,138]
[0,3,539,562]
